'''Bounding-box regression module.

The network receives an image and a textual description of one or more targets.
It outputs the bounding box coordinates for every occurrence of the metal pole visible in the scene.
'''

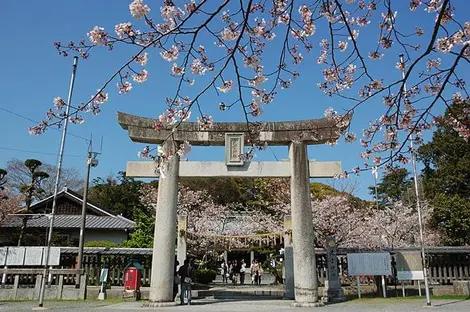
[373,167,380,211]
[399,54,431,306]
[38,56,78,307]
[76,148,92,287]
[410,137,431,305]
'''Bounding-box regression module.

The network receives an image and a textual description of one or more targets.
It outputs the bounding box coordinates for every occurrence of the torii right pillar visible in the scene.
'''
[289,142,322,307]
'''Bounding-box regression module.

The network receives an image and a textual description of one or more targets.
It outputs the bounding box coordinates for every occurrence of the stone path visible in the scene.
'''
[0,298,468,312]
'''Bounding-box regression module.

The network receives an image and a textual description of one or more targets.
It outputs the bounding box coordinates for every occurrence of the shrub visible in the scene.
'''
[84,240,119,248]
[194,268,217,284]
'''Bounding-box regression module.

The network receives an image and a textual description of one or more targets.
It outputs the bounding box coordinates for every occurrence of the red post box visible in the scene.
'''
[122,260,143,300]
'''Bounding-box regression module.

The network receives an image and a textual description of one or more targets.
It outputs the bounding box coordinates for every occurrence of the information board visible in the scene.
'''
[347,252,392,276]
[24,247,44,266]
[6,247,26,266]
[0,248,7,266]
[395,251,424,281]
[41,247,60,266]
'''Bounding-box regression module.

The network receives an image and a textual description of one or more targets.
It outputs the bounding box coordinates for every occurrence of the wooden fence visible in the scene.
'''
[4,247,468,287]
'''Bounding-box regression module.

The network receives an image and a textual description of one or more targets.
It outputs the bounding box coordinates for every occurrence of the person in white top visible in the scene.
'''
[221,260,228,284]
[240,259,246,284]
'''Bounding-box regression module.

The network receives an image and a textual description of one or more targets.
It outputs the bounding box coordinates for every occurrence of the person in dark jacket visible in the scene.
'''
[177,259,194,305]
[173,257,179,301]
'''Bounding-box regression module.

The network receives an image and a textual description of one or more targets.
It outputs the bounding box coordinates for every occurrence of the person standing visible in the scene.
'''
[251,260,256,284]
[240,259,246,285]
[228,260,234,283]
[173,257,180,301]
[232,260,239,284]
[257,262,264,285]
[178,259,194,305]
[221,260,228,284]
[252,260,260,285]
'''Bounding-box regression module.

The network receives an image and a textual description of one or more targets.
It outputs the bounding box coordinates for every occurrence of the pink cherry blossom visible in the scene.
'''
[91,90,108,104]
[53,97,65,110]
[436,37,454,53]
[338,41,348,51]
[135,53,148,66]
[190,59,207,75]
[221,24,240,41]
[132,69,149,83]
[129,0,150,19]
[160,45,179,62]
[217,80,233,93]
[171,63,185,76]
[117,81,133,94]
[87,26,108,45]
[137,146,150,158]
[115,22,134,39]
[249,73,268,87]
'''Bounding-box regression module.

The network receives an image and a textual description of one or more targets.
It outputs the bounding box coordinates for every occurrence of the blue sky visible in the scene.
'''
[1,1,465,200]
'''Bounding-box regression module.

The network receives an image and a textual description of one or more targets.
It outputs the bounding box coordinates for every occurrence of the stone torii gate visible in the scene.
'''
[117,112,349,307]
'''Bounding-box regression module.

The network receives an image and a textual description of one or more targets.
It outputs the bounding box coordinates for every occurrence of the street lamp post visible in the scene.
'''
[76,147,98,287]
[38,56,79,308]
[399,54,431,306]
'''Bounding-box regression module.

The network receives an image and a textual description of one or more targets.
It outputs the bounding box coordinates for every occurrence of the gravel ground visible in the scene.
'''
[1,298,468,312]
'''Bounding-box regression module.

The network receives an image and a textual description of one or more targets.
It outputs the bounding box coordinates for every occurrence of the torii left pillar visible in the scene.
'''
[145,143,179,307]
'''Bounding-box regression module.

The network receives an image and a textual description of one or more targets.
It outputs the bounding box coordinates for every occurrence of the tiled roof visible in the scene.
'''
[30,187,119,218]
[61,247,154,255]
[0,214,135,230]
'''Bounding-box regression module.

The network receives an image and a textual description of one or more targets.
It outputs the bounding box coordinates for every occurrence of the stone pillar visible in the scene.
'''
[223,250,228,264]
[322,236,345,303]
[250,250,255,265]
[289,142,320,307]
[177,215,188,270]
[147,145,179,306]
[283,215,294,299]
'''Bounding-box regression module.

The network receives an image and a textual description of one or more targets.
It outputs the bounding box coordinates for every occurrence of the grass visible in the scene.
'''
[350,294,470,302]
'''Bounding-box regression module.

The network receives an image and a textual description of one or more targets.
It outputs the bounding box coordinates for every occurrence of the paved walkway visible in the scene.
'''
[1,298,468,312]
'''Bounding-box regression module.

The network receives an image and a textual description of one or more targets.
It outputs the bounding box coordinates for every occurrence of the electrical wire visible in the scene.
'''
[268,146,279,161]
[0,105,90,142]
[0,146,85,158]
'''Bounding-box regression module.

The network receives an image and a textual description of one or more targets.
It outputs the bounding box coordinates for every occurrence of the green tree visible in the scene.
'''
[5,158,81,197]
[88,171,150,219]
[369,168,413,208]
[418,102,470,245]
[0,169,6,188]
[181,177,256,206]
[123,210,155,248]
[17,159,50,246]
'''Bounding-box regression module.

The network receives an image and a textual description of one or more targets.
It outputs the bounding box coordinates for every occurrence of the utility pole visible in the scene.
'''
[76,142,99,287]
[399,54,431,306]
[38,56,78,307]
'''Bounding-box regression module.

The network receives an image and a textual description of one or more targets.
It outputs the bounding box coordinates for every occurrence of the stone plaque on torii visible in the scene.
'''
[117,111,350,307]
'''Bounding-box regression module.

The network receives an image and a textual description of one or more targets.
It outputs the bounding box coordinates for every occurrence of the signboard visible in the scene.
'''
[41,247,60,266]
[225,133,245,166]
[396,251,424,281]
[24,247,43,266]
[6,247,25,266]
[100,268,109,283]
[347,252,392,276]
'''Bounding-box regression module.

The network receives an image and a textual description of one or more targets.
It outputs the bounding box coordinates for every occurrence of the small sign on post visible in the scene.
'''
[98,268,108,300]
